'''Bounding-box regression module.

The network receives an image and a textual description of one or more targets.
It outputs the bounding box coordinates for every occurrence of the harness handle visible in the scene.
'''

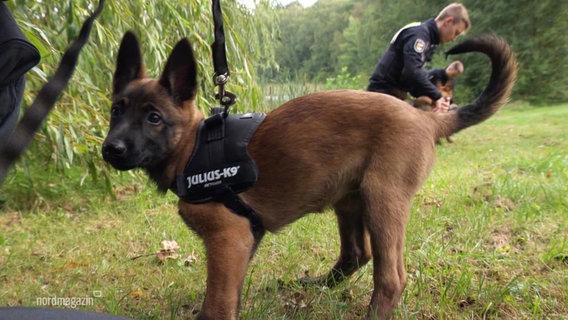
[211,0,236,115]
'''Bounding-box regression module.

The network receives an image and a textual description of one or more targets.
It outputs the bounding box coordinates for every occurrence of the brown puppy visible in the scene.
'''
[102,33,516,319]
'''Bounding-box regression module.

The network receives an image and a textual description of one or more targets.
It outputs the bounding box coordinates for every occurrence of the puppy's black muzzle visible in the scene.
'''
[102,139,133,170]
[102,140,126,157]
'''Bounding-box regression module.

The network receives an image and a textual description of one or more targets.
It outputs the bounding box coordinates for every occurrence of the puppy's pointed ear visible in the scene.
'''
[159,38,198,104]
[113,31,145,95]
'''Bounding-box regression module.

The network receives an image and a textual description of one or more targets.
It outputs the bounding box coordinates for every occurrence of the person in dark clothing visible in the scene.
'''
[0,1,40,149]
[367,3,470,113]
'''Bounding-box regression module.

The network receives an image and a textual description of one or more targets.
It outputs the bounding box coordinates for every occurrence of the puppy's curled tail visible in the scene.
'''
[442,34,517,137]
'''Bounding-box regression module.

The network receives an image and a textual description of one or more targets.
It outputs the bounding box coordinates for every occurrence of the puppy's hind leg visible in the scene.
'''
[301,192,372,287]
[362,178,410,320]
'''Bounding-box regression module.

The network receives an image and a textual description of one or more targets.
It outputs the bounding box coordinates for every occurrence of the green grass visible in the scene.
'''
[1,103,567,319]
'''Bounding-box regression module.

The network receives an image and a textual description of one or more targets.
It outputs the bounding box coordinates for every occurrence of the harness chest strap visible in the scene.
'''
[213,187,265,240]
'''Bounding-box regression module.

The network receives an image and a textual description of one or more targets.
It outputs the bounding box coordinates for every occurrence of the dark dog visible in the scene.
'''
[102,33,516,319]
[413,60,464,111]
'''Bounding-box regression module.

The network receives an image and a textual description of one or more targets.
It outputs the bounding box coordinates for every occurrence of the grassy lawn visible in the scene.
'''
[1,103,567,319]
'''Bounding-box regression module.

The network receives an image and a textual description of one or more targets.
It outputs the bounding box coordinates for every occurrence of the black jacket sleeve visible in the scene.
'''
[0,2,40,147]
[399,31,441,100]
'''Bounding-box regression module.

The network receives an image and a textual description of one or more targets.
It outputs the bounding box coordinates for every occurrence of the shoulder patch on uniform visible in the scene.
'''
[414,39,426,53]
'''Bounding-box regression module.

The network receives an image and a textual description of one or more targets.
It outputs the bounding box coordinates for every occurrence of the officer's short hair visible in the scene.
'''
[436,3,471,33]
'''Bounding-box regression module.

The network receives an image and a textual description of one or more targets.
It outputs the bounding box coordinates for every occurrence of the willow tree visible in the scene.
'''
[6,0,276,183]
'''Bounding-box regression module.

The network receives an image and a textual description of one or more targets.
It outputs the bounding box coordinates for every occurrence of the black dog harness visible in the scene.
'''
[171,109,266,239]
[170,0,266,239]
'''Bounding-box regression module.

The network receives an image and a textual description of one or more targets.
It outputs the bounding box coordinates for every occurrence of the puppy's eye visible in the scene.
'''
[147,112,162,125]
[111,100,126,117]
[110,104,122,117]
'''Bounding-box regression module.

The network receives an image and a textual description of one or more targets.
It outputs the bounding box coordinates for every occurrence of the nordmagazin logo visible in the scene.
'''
[186,166,240,189]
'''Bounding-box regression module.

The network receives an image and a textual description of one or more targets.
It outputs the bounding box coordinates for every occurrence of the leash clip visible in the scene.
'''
[214,73,229,86]
[214,73,236,116]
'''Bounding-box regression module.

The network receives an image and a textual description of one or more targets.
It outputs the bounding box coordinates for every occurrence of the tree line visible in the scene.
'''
[260,0,568,104]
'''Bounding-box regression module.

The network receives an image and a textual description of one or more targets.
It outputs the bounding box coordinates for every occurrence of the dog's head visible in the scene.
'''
[413,60,464,111]
[102,31,201,177]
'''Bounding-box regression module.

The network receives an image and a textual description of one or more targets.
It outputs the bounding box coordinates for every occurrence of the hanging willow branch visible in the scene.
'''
[0,0,105,184]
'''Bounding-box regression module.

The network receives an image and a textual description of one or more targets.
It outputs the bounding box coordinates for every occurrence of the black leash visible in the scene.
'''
[205,1,264,240]
[0,0,105,185]
[211,0,236,116]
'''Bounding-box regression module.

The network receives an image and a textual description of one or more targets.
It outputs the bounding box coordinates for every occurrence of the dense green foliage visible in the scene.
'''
[3,0,567,185]
[5,0,276,182]
[271,0,568,104]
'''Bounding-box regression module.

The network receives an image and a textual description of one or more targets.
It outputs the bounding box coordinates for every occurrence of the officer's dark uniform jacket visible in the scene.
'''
[367,18,442,102]
[0,2,40,148]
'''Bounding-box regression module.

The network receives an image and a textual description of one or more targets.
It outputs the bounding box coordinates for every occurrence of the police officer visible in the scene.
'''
[367,3,470,113]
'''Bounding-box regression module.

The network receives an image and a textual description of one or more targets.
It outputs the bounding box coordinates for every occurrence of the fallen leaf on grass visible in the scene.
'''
[161,240,180,251]
[156,251,180,261]
[184,250,199,266]
[156,240,181,261]
[128,291,144,297]
[130,240,182,261]
[423,198,443,207]
[63,262,88,269]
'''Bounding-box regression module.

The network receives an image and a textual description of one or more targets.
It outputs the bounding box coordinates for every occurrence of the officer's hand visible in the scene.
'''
[432,97,450,113]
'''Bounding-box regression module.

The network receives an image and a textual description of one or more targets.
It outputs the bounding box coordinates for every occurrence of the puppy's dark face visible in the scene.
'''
[102,80,180,171]
[102,31,198,173]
